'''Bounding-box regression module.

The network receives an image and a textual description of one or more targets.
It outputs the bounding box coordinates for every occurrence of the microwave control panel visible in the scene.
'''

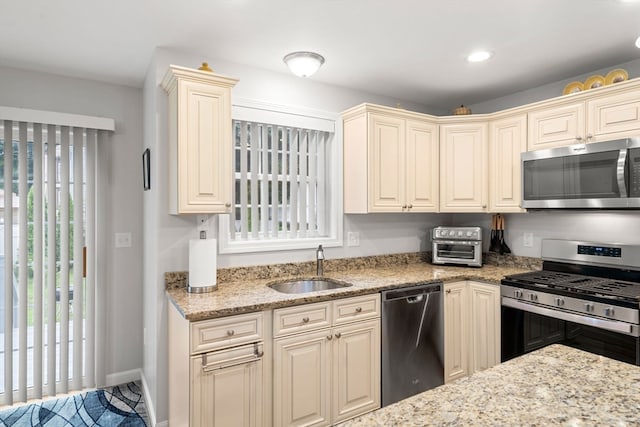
[630,147,640,197]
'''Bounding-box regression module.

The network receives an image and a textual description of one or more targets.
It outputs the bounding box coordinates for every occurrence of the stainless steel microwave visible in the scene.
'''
[521,138,640,209]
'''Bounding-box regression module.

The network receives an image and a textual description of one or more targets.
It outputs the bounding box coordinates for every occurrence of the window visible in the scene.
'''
[0,107,112,405]
[219,101,342,253]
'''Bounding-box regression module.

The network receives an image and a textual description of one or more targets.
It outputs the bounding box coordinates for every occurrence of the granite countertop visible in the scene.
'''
[337,344,640,426]
[166,253,538,321]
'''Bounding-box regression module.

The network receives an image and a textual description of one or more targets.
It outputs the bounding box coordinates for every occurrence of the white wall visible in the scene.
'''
[0,66,144,383]
[470,58,640,113]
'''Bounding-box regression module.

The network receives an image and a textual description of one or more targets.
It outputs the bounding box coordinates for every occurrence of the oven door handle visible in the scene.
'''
[502,297,639,337]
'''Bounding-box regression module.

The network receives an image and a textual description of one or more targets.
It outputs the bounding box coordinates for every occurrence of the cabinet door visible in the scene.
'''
[443,282,468,383]
[468,282,501,373]
[587,91,640,141]
[273,329,332,427]
[368,114,405,212]
[190,354,263,427]
[332,319,381,424]
[440,123,488,212]
[178,79,233,213]
[527,102,585,150]
[489,115,527,212]
[406,120,439,212]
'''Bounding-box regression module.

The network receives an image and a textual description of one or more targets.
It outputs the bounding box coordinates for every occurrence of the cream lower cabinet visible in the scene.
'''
[273,294,381,426]
[439,121,489,212]
[444,281,500,383]
[168,305,266,427]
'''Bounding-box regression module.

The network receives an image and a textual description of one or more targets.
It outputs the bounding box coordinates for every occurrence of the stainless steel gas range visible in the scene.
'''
[501,239,640,366]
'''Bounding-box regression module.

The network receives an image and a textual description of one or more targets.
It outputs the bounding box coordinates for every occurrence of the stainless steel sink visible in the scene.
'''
[267,278,352,294]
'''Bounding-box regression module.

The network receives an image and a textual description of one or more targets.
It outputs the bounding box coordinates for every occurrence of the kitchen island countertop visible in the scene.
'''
[338,344,640,426]
[166,261,532,321]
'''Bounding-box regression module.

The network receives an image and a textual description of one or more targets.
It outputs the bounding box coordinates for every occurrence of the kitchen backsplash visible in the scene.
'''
[165,251,542,289]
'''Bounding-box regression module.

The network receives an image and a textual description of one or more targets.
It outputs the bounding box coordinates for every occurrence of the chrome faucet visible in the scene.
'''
[316,245,324,276]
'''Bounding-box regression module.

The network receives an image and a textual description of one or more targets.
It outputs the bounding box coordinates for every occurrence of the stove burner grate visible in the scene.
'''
[505,271,640,301]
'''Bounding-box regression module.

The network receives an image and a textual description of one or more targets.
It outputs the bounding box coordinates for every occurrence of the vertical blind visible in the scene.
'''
[229,120,330,241]
[0,109,111,405]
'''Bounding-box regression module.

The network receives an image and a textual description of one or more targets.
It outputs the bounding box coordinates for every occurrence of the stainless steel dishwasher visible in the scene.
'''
[381,282,444,406]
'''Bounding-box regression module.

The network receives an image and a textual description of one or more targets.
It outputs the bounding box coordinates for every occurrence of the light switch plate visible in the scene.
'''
[523,232,534,248]
[115,232,132,248]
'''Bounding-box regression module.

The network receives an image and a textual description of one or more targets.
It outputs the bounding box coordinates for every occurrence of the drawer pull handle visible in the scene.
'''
[335,332,342,339]
[227,330,235,336]
[355,307,362,313]
[302,317,310,323]
[254,343,264,358]
[327,335,333,340]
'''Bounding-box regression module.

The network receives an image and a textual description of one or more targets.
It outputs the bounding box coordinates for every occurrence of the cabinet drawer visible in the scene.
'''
[191,312,263,354]
[333,294,380,325]
[273,301,331,337]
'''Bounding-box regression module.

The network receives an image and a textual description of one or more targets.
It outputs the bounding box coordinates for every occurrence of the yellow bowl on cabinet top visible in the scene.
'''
[584,75,605,90]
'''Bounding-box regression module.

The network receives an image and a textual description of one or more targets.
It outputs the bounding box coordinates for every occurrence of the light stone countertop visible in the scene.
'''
[337,344,640,427]
[166,258,534,321]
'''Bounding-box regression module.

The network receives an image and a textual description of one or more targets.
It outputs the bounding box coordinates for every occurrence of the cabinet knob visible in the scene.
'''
[402,205,407,209]
[586,133,593,140]
[327,335,333,340]
[225,202,231,208]
[446,289,451,294]
[227,330,235,336]
[576,136,583,141]
[355,307,362,313]
[302,317,310,323]
[482,205,487,209]
[408,204,413,209]
[335,332,342,339]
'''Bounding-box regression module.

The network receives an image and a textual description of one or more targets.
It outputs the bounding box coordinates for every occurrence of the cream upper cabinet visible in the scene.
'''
[162,65,238,214]
[272,294,381,426]
[439,121,488,212]
[444,281,500,384]
[527,102,585,150]
[343,104,439,213]
[587,90,640,140]
[528,83,640,151]
[489,114,527,212]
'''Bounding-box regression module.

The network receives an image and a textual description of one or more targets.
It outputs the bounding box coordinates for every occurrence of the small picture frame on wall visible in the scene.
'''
[143,148,151,191]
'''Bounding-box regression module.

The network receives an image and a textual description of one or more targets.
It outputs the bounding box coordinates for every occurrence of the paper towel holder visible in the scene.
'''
[187,234,218,293]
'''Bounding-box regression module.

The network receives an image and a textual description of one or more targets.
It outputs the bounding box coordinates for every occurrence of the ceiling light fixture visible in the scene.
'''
[466,50,493,63]
[636,36,640,48]
[283,51,325,77]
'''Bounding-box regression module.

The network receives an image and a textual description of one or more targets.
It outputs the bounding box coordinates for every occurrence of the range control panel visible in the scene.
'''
[432,226,482,241]
[578,244,622,258]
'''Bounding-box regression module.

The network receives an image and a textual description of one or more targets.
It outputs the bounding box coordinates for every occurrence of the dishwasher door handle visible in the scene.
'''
[406,295,424,304]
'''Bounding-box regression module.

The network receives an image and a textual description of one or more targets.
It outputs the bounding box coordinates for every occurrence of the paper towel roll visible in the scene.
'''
[188,238,217,293]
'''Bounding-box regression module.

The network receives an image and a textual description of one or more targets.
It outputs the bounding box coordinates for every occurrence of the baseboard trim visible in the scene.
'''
[140,370,161,427]
[105,369,141,387]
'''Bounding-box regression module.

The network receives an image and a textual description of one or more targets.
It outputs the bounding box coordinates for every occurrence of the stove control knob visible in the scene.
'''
[584,303,594,313]
[457,231,463,237]
[604,307,615,317]
[514,289,523,298]
[466,231,472,237]
[529,293,538,302]
[554,297,565,307]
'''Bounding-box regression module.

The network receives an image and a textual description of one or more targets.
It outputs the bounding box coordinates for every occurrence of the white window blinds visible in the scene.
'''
[0,108,112,405]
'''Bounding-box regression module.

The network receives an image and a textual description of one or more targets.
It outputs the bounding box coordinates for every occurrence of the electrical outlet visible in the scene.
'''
[115,232,132,248]
[347,231,360,247]
[196,214,209,232]
[523,232,534,248]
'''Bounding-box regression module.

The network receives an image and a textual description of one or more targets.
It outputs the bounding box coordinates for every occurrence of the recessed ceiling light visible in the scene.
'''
[636,36,640,48]
[466,50,493,63]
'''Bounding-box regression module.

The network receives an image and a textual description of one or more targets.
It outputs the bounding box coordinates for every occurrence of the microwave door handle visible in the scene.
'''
[617,149,628,198]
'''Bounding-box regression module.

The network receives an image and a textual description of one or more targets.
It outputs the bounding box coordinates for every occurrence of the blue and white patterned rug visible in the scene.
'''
[0,381,148,426]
